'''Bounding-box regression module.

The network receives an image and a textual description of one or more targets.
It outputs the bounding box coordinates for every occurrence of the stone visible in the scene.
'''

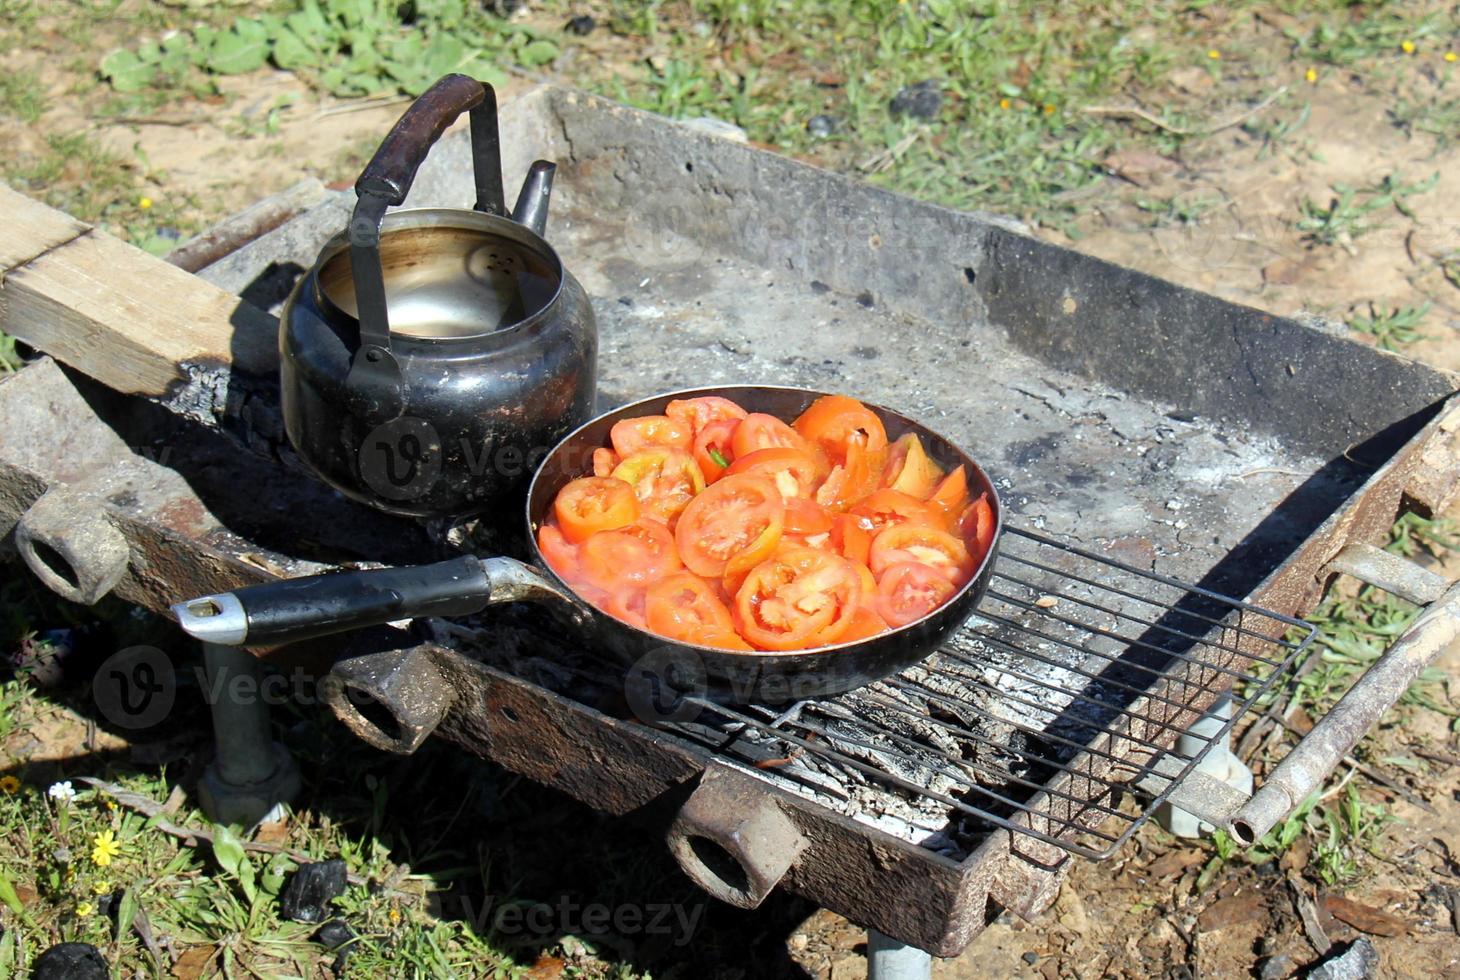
[279,859,348,923]
[31,943,109,980]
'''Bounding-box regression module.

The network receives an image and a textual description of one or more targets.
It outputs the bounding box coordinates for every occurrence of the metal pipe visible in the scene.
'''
[1228,580,1460,845]
[204,643,277,787]
[867,930,933,980]
[1323,541,1447,605]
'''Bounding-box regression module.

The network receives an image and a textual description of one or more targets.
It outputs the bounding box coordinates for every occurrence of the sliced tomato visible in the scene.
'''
[793,395,888,461]
[876,562,957,627]
[815,437,886,512]
[734,547,863,650]
[726,447,822,500]
[732,413,811,458]
[537,523,582,580]
[784,497,833,535]
[601,586,648,629]
[882,433,945,498]
[580,518,681,590]
[686,627,755,651]
[927,465,969,514]
[675,473,785,578]
[665,396,748,433]
[830,513,872,566]
[692,419,740,483]
[646,572,737,642]
[609,415,693,457]
[611,448,705,525]
[592,447,619,478]
[869,523,975,585]
[849,488,941,535]
[956,493,996,563]
[840,604,891,642]
[553,476,640,543]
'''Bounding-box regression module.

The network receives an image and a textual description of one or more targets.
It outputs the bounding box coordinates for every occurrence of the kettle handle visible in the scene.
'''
[343,74,508,422]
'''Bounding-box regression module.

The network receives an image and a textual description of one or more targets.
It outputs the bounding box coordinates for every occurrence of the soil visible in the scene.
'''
[4,3,1460,979]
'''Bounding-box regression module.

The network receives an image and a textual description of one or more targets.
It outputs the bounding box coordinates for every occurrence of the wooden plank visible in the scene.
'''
[0,199,277,401]
[0,185,91,272]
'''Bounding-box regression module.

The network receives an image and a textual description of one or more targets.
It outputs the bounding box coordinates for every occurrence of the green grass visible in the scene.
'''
[1346,301,1432,351]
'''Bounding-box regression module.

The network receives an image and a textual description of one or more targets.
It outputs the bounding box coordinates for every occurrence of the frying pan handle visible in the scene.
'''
[169,556,587,648]
[344,73,508,423]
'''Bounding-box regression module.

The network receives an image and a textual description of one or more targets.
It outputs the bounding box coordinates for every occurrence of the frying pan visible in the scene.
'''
[172,386,1003,704]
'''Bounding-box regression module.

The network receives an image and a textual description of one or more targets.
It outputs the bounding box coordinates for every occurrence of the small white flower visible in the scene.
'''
[47,780,76,805]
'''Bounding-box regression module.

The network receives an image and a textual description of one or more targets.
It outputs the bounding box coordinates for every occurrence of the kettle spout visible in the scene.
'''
[511,160,556,237]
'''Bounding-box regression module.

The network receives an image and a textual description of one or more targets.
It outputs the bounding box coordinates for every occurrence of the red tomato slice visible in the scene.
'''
[876,562,957,627]
[956,493,996,562]
[601,586,648,629]
[725,447,822,500]
[734,547,863,650]
[869,524,975,585]
[537,523,582,580]
[732,413,811,458]
[831,513,872,566]
[692,419,739,483]
[840,604,891,642]
[785,497,833,535]
[685,627,755,650]
[815,437,886,511]
[592,447,619,478]
[665,396,748,433]
[675,473,785,578]
[849,488,941,535]
[580,519,681,590]
[553,476,640,543]
[882,433,945,498]
[610,415,693,457]
[611,448,705,526]
[646,572,737,641]
[793,395,888,461]
[927,465,969,514]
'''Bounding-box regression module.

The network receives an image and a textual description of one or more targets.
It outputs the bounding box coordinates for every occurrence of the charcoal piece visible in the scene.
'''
[567,14,595,35]
[31,943,109,980]
[314,918,358,950]
[806,114,838,138]
[280,859,348,923]
[889,81,942,119]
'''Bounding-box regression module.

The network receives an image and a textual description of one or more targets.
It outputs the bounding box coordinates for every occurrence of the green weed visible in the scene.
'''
[1346,302,1432,350]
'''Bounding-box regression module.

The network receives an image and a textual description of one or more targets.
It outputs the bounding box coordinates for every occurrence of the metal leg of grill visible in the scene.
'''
[867,930,933,980]
[197,643,301,826]
[1156,694,1252,838]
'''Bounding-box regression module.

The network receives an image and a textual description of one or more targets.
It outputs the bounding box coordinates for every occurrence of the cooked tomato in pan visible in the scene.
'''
[537,394,993,651]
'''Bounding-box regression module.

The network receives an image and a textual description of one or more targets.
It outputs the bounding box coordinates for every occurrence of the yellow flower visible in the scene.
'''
[92,880,112,895]
[1305,67,1318,83]
[76,901,95,917]
[91,829,121,867]
[1446,51,1458,63]
[1401,39,1416,54]
[1042,103,1056,115]
[1207,49,1221,60]
[998,97,1011,110]
[0,775,19,794]
[139,196,153,210]
[388,905,401,925]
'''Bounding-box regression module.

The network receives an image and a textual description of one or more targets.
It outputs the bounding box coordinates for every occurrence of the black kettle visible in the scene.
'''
[279,74,597,520]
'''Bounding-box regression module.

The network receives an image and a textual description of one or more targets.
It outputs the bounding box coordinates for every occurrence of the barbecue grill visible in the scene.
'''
[3,87,1459,972]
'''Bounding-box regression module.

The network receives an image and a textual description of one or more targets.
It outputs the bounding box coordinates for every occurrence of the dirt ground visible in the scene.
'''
[5,3,1460,978]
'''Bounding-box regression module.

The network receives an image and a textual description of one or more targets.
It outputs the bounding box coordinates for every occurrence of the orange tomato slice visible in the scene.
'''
[580,519,681,590]
[732,413,811,458]
[601,586,649,629]
[876,562,957,627]
[956,493,996,563]
[785,497,833,535]
[793,395,888,461]
[831,513,872,566]
[646,572,737,641]
[725,447,822,500]
[692,419,740,483]
[840,604,891,642]
[883,433,945,498]
[927,465,969,514]
[665,396,748,433]
[849,488,941,535]
[537,523,582,580]
[610,415,693,457]
[815,437,886,511]
[734,547,863,650]
[869,523,975,585]
[553,476,640,543]
[675,473,786,578]
[611,448,705,526]
[592,447,619,478]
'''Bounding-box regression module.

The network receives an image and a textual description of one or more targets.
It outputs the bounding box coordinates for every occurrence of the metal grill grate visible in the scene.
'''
[670,525,1317,860]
